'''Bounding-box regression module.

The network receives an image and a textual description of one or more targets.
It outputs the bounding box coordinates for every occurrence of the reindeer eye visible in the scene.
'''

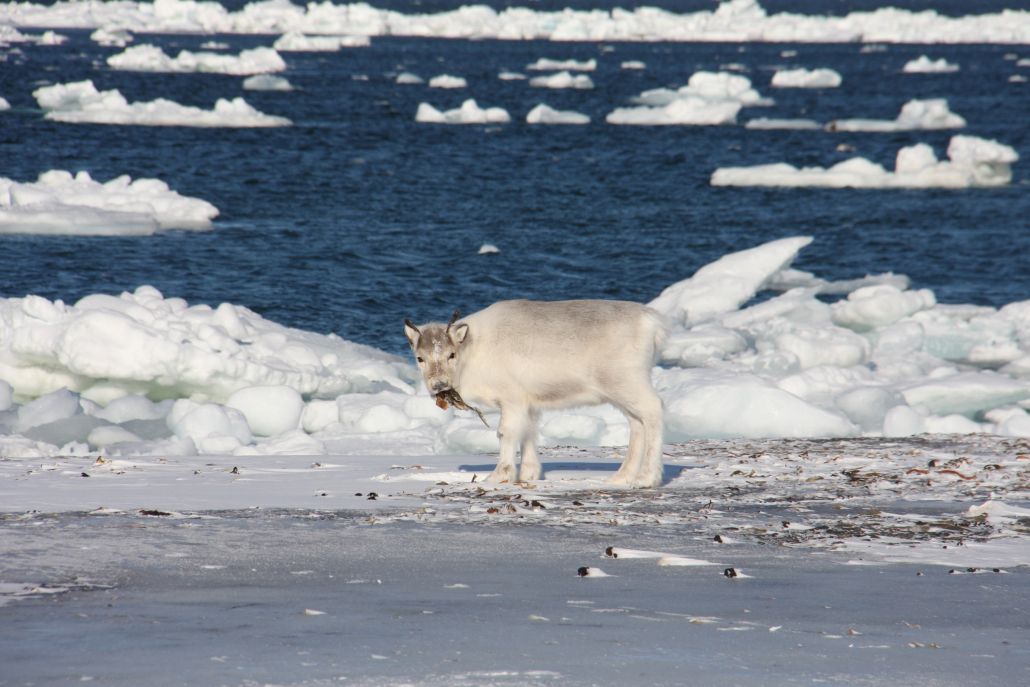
[448,353,455,359]
[416,357,424,363]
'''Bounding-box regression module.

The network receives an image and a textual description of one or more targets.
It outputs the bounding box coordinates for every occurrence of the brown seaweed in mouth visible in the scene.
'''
[435,389,488,426]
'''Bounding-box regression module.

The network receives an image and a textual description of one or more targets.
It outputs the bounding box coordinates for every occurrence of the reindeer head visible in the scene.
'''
[403,310,469,394]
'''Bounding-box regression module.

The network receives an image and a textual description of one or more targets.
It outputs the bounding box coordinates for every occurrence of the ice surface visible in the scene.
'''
[711,135,1017,189]
[903,55,960,73]
[827,98,966,132]
[770,67,841,88]
[272,30,368,51]
[528,71,593,89]
[0,169,219,235]
[527,58,595,71]
[107,44,285,74]
[242,74,294,91]
[526,104,589,125]
[33,80,291,127]
[415,99,510,124]
[428,74,466,89]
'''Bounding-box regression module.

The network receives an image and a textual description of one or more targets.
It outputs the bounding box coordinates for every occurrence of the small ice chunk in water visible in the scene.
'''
[477,244,500,254]
[528,71,594,89]
[526,104,589,124]
[396,72,424,84]
[621,61,645,69]
[415,99,510,124]
[498,72,526,80]
[428,74,466,88]
[770,68,841,88]
[527,58,596,71]
[903,56,960,73]
[243,75,294,91]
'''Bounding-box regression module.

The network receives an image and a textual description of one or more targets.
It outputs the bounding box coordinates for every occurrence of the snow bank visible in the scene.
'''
[526,104,589,124]
[415,99,510,124]
[770,68,841,88]
[903,55,959,73]
[0,169,219,235]
[272,30,368,51]
[107,45,285,75]
[428,74,466,89]
[711,135,1018,189]
[0,285,416,410]
[34,80,292,127]
[3,237,1030,457]
[2,0,1030,45]
[527,58,595,71]
[827,98,965,132]
[242,74,294,91]
[528,71,593,89]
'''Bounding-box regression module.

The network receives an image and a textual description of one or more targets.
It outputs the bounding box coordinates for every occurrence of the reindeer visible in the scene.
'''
[404,300,667,488]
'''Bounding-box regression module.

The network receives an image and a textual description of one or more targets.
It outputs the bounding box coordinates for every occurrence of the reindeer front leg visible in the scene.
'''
[485,403,527,484]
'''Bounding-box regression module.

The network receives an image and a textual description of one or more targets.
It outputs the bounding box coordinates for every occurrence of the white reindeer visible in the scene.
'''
[404,300,668,488]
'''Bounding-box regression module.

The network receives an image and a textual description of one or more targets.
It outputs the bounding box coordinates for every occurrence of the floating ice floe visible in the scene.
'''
[34,80,292,127]
[0,97,10,111]
[528,71,593,89]
[711,135,1017,189]
[36,30,66,45]
[527,58,596,71]
[770,67,841,88]
[428,74,467,89]
[242,75,294,91]
[826,98,965,132]
[90,26,133,47]
[498,72,527,81]
[607,98,740,126]
[0,169,219,235]
[745,118,821,129]
[396,72,424,84]
[415,99,510,124]
[107,45,285,75]
[200,41,229,50]
[621,60,645,69]
[526,104,589,124]
[633,72,772,107]
[903,55,960,73]
[272,30,369,51]
[2,1,1030,44]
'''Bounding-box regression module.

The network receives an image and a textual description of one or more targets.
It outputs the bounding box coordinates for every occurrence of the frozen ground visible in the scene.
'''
[1,435,1028,686]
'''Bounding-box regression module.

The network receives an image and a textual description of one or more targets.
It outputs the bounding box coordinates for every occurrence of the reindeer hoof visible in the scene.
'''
[484,467,515,484]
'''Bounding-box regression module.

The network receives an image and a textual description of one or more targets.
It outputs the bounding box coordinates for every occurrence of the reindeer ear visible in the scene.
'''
[404,319,420,348]
[451,323,469,345]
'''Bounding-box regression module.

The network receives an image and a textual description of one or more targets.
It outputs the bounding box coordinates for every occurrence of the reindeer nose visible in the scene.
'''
[431,380,449,393]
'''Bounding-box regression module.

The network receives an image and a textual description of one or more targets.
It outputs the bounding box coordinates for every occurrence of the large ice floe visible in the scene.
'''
[526,103,589,125]
[770,67,841,88]
[2,0,1030,45]
[415,99,510,124]
[607,71,769,126]
[33,80,291,127]
[711,135,1018,189]
[826,98,966,132]
[528,71,594,89]
[272,30,368,51]
[2,236,1029,462]
[903,55,960,73]
[0,169,219,235]
[107,45,285,75]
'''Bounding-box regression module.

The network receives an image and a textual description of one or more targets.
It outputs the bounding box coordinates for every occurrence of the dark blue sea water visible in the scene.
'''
[2,3,1029,356]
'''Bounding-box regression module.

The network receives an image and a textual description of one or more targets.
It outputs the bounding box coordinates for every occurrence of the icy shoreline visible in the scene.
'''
[2,0,1030,44]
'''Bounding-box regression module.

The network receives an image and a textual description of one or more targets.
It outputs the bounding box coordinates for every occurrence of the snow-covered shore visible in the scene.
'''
[2,237,1028,466]
[3,0,1030,44]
